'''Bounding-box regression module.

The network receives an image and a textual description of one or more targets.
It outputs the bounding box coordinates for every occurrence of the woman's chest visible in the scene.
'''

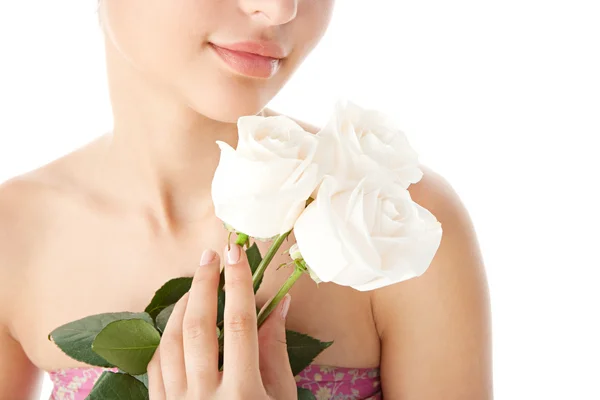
[12,226,381,372]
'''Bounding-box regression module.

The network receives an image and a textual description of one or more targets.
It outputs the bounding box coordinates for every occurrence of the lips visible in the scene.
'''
[209,42,283,79]
[212,40,287,59]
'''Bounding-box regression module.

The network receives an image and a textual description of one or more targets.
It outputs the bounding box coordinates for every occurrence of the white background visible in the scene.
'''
[1,1,599,399]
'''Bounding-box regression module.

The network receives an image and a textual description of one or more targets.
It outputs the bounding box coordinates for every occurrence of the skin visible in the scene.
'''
[147,246,298,399]
[0,0,493,399]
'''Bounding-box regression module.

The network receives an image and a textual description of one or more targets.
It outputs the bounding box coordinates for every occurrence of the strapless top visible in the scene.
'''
[48,364,382,399]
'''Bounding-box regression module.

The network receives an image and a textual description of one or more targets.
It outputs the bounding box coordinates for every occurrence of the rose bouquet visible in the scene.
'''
[48,99,443,399]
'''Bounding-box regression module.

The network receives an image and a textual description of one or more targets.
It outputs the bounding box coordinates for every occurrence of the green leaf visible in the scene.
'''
[92,319,161,375]
[144,277,192,320]
[49,312,154,367]
[218,267,225,292]
[246,242,262,273]
[286,330,333,376]
[155,303,175,334]
[217,287,225,371]
[297,387,316,400]
[216,289,226,326]
[246,242,263,293]
[86,371,148,400]
[155,288,225,334]
[218,344,224,371]
[133,373,149,388]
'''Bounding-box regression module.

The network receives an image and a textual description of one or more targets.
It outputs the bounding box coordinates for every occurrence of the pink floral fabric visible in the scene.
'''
[48,364,381,400]
[295,364,382,400]
[48,367,118,400]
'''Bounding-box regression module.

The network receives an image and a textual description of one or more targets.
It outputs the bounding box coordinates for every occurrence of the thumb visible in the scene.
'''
[257,294,295,393]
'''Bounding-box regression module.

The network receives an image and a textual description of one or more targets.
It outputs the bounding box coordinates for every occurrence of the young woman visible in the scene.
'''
[0,0,493,398]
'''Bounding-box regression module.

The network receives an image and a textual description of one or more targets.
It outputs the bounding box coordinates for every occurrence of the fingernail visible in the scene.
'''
[200,249,216,266]
[227,244,241,264]
[280,294,291,320]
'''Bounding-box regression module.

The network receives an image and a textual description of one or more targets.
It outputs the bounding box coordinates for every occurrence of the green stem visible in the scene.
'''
[252,230,291,292]
[257,265,304,328]
[235,233,249,248]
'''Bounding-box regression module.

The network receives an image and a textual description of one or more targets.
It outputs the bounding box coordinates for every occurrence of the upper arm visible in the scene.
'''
[0,179,44,400]
[371,167,493,399]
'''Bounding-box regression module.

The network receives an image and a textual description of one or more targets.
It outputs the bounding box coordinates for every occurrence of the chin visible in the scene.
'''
[177,56,283,123]
[180,81,274,124]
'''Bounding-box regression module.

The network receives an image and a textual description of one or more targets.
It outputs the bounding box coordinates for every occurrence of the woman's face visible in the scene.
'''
[99,0,335,122]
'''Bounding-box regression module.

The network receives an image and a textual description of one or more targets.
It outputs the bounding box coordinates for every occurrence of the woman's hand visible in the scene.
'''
[147,244,297,399]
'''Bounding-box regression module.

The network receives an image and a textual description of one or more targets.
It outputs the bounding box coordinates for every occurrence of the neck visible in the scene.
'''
[93,36,266,234]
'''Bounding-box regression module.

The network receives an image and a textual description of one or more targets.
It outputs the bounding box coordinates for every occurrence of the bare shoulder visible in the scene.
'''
[0,176,57,400]
[0,144,94,325]
[407,165,478,221]
[405,164,488,293]
[0,157,83,245]
[0,176,52,321]
[372,164,493,398]
[0,175,51,261]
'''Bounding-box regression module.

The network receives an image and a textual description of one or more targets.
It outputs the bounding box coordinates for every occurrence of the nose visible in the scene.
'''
[239,0,298,25]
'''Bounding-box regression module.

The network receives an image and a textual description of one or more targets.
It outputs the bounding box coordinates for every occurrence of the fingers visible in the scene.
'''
[258,294,295,394]
[222,243,261,383]
[182,250,221,394]
[147,346,166,400]
[159,291,189,398]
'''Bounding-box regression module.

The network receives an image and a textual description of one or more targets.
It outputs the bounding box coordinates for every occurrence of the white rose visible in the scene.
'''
[211,115,321,239]
[293,176,443,291]
[315,99,424,191]
[288,244,322,284]
[288,243,303,261]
